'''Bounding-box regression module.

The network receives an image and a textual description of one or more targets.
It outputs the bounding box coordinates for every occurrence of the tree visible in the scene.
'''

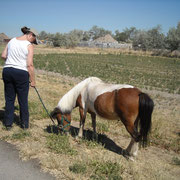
[114,30,128,42]
[132,30,148,50]
[166,22,180,51]
[52,33,66,47]
[82,31,91,41]
[39,31,48,40]
[132,26,165,51]
[146,25,165,50]
[89,25,112,40]
[51,30,84,48]
[114,27,137,43]
[65,29,84,48]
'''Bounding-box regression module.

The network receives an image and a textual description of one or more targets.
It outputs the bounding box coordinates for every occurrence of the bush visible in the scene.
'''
[171,50,180,58]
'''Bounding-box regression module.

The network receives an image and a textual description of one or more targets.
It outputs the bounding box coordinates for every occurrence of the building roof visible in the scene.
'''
[94,34,118,43]
[0,33,9,42]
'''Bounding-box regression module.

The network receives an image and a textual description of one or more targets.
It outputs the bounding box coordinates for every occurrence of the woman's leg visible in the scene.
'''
[2,68,16,127]
[14,69,30,128]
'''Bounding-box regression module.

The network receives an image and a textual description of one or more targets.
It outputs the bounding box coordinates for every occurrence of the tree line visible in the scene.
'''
[39,22,180,52]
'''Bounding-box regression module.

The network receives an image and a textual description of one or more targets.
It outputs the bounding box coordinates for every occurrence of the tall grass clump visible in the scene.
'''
[69,162,87,174]
[89,160,123,180]
[46,134,77,155]
[69,160,123,179]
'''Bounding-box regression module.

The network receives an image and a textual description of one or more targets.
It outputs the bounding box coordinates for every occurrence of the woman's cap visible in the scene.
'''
[21,26,39,45]
[29,28,39,45]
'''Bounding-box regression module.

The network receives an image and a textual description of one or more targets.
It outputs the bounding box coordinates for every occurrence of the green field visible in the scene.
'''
[32,53,180,94]
[0,50,179,93]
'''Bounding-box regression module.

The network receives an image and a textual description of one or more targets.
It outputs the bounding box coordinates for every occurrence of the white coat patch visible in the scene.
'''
[57,77,134,114]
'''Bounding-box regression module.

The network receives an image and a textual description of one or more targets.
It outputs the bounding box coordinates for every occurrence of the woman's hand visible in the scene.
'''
[30,81,36,87]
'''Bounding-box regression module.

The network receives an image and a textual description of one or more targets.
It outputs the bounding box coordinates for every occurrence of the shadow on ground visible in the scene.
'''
[0,108,21,126]
[46,125,126,157]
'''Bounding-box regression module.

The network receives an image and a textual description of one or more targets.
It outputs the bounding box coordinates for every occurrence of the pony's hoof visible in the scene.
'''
[127,156,135,161]
[123,150,135,161]
[64,131,70,136]
[75,136,79,140]
[75,136,82,140]
[124,154,135,161]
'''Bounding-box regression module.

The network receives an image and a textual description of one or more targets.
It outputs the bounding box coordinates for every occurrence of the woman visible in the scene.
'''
[1,26,39,130]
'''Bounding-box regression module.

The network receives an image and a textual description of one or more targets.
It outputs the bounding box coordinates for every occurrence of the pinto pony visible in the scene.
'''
[51,77,154,158]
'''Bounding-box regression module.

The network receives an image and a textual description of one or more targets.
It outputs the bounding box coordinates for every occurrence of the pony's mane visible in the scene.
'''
[57,77,102,113]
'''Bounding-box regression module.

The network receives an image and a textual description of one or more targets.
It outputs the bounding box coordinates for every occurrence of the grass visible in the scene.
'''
[0,47,180,179]
[0,45,180,94]
[89,160,123,180]
[46,133,77,155]
[172,157,180,166]
[69,163,87,174]
[30,54,180,94]
[96,121,110,133]
[69,160,123,180]
[11,130,31,140]
[80,138,103,149]
[28,100,49,119]
[0,69,179,179]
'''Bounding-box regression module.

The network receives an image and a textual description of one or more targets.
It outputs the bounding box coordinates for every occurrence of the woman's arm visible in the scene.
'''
[27,44,36,87]
[1,44,8,60]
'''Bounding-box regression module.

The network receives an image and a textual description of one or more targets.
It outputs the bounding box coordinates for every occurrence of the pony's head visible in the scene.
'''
[51,107,71,132]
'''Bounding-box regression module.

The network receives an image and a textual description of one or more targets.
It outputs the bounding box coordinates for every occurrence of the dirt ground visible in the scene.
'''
[0,68,180,180]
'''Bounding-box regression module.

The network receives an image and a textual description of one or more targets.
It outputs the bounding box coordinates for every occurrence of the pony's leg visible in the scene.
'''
[126,138,139,157]
[91,112,97,139]
[78,107,87,138]
[124,117,139,159]
[123,115,140,142]
[91,113,96,134]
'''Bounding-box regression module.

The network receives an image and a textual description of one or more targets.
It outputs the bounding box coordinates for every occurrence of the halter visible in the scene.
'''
[60,115,71,132]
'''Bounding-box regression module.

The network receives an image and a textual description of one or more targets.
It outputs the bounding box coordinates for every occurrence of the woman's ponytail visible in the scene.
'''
[21,26,30,34]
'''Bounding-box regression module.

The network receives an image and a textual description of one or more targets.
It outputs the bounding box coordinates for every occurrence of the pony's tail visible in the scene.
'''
[138,93,154,147]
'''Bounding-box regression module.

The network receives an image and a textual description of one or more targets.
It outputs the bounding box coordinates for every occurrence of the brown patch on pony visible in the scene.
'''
[56,113,71,131]
[51,107,71,131]
[76,94,85,121]
[94,88,141,140]
[115,88,141,139]
[76,94,94,114]
[50,107,61,119]
[115,88,141,123]
[76,95,83,108]
[94,90,118,120]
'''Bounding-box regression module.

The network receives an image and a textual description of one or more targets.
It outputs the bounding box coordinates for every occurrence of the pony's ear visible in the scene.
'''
[50,107,61,118]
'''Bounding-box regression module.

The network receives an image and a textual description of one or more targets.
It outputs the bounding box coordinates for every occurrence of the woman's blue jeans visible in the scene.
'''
[2,67,29,128]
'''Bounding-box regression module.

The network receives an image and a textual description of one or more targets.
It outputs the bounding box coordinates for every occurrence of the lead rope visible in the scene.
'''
[34,86,56,125]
